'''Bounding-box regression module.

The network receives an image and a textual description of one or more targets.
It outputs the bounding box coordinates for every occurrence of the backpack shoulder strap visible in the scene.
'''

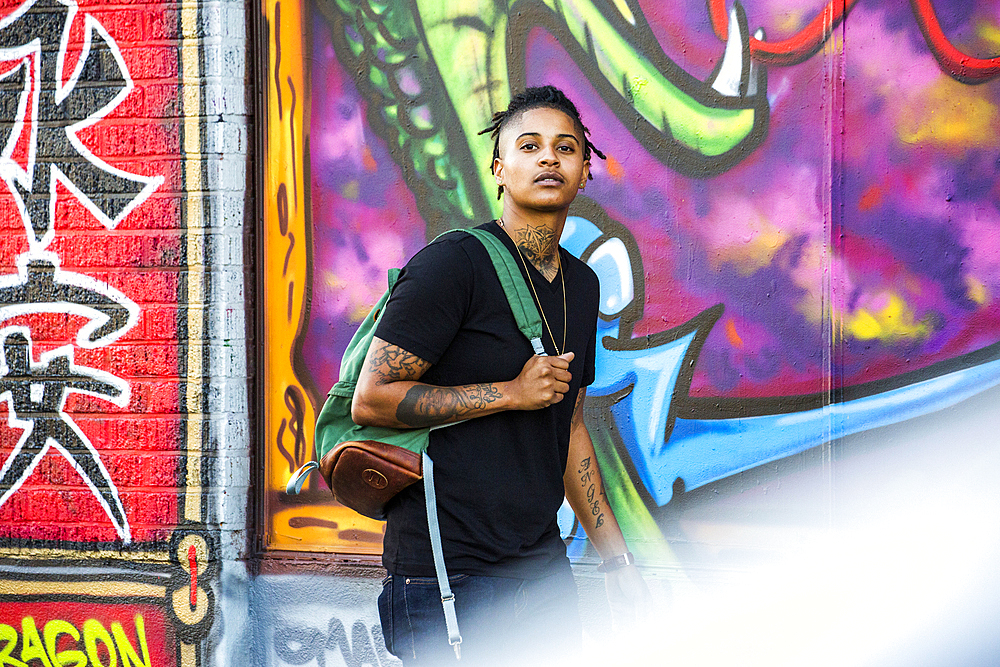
[457,227,546,356]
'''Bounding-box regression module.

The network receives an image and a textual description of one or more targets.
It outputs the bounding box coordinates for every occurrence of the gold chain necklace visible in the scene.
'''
[498,219,567,355]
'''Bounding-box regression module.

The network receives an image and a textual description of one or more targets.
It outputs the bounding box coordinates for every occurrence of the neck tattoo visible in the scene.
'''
[498,218,559,281]
[498,219,567,355]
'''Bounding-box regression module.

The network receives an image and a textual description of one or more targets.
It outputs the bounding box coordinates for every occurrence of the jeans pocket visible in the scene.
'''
[400,574,472,661]
[377,574,394,657]
[402,574,468,586]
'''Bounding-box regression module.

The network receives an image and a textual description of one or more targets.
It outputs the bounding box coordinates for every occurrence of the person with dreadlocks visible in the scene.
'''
[353,85,651,664]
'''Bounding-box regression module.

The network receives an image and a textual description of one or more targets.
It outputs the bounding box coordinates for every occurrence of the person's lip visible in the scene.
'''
[534,171,564,184]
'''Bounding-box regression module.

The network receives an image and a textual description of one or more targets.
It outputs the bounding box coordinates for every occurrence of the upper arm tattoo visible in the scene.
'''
[366,339,431,385]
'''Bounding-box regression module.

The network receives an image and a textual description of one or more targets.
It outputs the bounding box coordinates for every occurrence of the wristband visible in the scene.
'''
[597,551,634,573]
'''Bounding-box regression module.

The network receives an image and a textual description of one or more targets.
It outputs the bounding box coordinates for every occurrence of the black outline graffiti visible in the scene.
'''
[0,0,162,545]
[569,198,1000,506]
[0,254,135,346]
[314,0,497,236]
[0,0,163,249]
[314,0,770,242]
[0,326,131,541]
[506,0,769,178]
[569,198,645,331]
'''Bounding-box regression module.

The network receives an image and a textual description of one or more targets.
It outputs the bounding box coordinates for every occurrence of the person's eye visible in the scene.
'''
[558,145,575,152]
[521,142,537,150]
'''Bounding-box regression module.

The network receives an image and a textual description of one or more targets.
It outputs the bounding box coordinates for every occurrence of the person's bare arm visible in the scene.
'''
[352,336,575,429]
[563,388,628,557]
[563,388,652,623]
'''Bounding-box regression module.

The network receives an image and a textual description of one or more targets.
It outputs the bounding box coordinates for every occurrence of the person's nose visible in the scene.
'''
[537,144,559,166]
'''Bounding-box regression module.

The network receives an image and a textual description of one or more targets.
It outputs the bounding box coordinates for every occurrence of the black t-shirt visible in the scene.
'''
[375,221,600,578]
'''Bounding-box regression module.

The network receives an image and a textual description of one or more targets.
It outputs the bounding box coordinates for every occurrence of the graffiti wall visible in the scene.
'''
[261,0,1000,658]
[0,0,249,663]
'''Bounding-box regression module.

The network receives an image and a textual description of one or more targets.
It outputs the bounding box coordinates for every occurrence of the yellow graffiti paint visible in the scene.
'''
[110,617,150,667]
[966,275,989,305]
[43,620,85,667]
[19,618,51,667]
[0,623,27,667]
[0,615,150,667]
[262,0,386,554]
[341,180,360,201]
[262,0,322,552]
[843,293,931,342]
[976,20,1000,48]
[713,219,789,275]
[776,9,807,34]
[897,79,999,149]
[611,0,635,25]
[0,581,165,599]
[83,619,115,667]
[270,502,387,555]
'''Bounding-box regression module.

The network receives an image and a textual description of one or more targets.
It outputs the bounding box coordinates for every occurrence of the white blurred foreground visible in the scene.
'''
[575,384,1000,667]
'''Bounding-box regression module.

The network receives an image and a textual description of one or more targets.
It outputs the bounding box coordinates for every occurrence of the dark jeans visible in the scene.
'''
[377,561,582,666]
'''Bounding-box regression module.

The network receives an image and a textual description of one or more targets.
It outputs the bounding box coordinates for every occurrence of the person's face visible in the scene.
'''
[493,106,590,215]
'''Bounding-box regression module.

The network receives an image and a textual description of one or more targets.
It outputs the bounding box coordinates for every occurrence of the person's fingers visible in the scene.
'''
[552,368,572,383]
[550,351,574,368]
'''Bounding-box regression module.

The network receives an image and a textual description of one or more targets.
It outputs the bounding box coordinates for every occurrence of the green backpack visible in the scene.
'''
[286,227,545,506]
[285,227,545,658]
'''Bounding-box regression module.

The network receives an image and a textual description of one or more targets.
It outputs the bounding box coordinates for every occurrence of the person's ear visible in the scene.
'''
[579,160,591,189]
[493,158,505,199]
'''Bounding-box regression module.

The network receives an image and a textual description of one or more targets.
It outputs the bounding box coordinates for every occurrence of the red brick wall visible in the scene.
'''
[0,0,186,547]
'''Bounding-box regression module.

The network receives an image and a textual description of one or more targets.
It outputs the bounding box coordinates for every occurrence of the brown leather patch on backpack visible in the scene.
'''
[319,440,422,520]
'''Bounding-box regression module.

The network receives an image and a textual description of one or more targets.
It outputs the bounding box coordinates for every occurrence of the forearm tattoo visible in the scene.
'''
[576,455,607,529]
[515,223,559,281]
[571,389,586,428]
[396,383,503,427]
[367,340,431,384]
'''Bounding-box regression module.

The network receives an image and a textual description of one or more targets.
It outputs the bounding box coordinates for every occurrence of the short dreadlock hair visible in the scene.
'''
[478,85,606,200]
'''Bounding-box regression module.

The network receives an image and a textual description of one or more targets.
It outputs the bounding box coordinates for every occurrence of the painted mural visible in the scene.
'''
[238,575,399,666]
[0,0,217,663]
[263,0,1000,569]
[1,606,169,667]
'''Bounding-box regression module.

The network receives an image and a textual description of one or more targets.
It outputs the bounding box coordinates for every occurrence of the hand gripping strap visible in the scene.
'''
[423,452,462,659]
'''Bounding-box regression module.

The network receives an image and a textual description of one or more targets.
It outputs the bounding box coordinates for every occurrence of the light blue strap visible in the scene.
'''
[530,337,546,356]
[423,451,462,659]
[285,461,319,495]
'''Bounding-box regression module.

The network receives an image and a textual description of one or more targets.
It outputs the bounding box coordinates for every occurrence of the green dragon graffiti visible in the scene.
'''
[313,0,770,564]
[315,0,768,236]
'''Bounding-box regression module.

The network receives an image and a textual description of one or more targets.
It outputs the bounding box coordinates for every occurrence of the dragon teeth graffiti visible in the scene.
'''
[0,0,162,543]
[711,9,764,99]
[316,0,771,236]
